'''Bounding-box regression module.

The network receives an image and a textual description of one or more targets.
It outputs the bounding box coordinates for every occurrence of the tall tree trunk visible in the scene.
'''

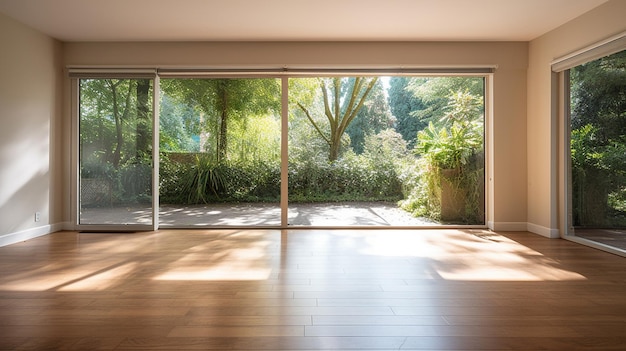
[108,80,133,168]
[109,80,123,168]
[324,77,378,162]
[135,80,150,158]
[217,82,228,163]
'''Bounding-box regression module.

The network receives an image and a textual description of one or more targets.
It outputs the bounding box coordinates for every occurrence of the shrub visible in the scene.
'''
[118,158,152,203]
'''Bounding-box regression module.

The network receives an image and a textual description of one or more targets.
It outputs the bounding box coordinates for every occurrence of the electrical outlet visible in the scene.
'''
[35,212,40,222]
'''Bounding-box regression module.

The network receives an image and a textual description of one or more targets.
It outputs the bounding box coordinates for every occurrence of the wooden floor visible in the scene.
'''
[0,229,625,350]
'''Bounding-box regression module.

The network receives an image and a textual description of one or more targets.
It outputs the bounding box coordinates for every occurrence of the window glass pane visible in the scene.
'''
[79,79,153,225]
[287,76,485,226]
[158,78,281,226]
[569,50,626,249]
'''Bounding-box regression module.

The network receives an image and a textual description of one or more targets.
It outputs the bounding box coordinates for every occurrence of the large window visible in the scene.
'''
[73,71,489,229]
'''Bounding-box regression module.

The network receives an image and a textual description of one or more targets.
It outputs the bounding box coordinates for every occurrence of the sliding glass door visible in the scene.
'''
[287,76,485,226]
[78,78,155,229]
[73,71,489,229]
[158,78,282,227]
[567,50,626,251]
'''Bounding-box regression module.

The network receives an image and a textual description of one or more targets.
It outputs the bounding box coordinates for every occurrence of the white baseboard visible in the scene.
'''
[487,221,560,239]
[488,221,527,232]
[0,223,66,248]
[526,222,560,238]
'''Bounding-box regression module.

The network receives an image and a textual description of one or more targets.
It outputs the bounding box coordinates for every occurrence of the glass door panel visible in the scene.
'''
[287,76,485,226]
[158,78,281,227]
[78,78,154,227]
[569,50,626,250]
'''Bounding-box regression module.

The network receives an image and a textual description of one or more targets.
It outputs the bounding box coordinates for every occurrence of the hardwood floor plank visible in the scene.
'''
[311,315,448,326]
[305,325,579,337]
[401,336,626,350]
[183,315,312,326]
[116,336,407,350]
[186,305,395,316]
[168,326,305,337]
[8,337,124,351]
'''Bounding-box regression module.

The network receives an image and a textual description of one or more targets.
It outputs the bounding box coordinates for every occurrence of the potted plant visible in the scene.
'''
[414,89,484,223]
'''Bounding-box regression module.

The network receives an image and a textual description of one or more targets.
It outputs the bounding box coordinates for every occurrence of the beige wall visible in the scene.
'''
[64,41,529,230]
[527,0,626,237]
[0,13,64,245]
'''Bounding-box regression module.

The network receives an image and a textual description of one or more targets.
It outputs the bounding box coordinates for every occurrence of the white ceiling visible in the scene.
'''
[0,0,609,42]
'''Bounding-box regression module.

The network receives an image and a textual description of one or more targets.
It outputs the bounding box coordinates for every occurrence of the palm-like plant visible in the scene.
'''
[182,155,226,204]
[415,120,482,171]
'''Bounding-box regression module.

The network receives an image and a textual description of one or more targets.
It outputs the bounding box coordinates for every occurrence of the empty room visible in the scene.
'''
[0,0,625,350]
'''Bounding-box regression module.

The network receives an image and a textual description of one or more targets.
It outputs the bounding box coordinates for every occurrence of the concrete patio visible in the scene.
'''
[80,202,440,227]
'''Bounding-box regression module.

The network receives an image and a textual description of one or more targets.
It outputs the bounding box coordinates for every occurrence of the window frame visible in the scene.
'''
[69,67,494,231]
[553,33,626,256]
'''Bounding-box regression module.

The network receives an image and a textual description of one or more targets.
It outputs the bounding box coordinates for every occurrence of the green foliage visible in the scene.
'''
[415,120,482,170]
[400,87,485,224]
[570,50,626,226]
[161,78,281,162]
[287,129,407,202]
[294,77,379,161]
[158,154,188,204]
[180,155,227,204]
[407,77,484,127]
[388,77,427,147]
[159,94,200,152]
[80,78,153,168]
[159,154,281,204]
[229,113,281,164]
[398,158,440,219]
[80,78,155,205]
[346,79,395,154]
[118,159,152,203]
[288,152,403,203]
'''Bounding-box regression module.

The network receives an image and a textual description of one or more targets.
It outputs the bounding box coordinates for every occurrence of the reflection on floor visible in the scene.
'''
[574,228,626,251]
[80,202,441,227]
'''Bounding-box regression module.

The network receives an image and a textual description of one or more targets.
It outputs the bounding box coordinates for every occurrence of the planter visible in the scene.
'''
[440,168,465,222]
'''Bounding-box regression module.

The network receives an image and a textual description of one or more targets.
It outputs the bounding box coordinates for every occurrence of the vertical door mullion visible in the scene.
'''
[152,75,160,231]
[280,77,289,227]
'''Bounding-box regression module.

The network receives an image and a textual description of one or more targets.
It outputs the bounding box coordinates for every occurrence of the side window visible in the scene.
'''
[568,50,626,249]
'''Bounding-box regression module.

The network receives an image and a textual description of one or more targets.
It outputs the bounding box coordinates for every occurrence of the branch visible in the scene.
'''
[339,77,378,135]
[333,78,341,124]
[319,79,335,122]
[297,102,331,146]
[343,77,364,119]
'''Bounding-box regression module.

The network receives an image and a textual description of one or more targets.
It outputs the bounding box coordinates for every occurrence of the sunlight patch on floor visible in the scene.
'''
[154,245,273,281]
[360,230,587,281]
[154,264,272,281]
[58,262,139,291]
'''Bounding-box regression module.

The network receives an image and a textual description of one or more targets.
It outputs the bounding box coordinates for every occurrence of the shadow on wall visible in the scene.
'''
[0,119,51,236]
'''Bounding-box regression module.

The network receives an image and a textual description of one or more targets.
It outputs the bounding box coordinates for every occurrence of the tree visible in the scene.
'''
[105,79,134,168]
[407,77,484,128]
[159,94,199,152]
[297,77,378,161]
[387,77,427,147]
[345,79,394,154]
[161,78,280,163]
[135,79,152,158]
